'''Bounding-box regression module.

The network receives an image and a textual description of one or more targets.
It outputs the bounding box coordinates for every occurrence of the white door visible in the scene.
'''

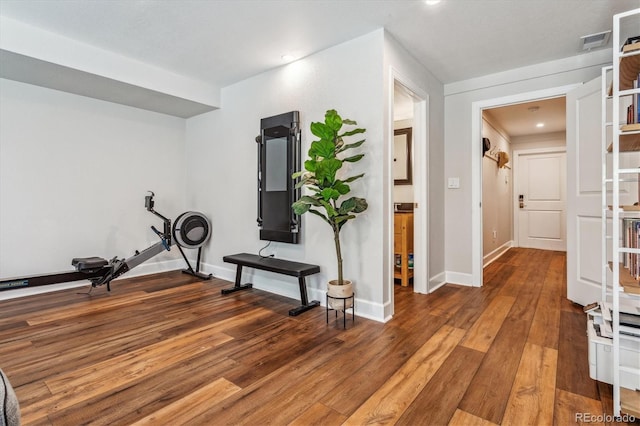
[516,150,566,251]
[566,77,602,306]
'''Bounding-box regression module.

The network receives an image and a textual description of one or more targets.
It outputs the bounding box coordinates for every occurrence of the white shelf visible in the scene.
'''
[600,8,640,419]
[618,168,640,174]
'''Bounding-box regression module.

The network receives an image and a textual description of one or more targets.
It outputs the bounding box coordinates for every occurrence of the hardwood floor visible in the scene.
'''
[0,248,633,425]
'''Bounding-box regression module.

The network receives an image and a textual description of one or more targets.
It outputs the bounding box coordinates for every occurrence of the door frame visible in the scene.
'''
[512,146,567,249]
[471,84,580,287]
[387,67,429,320]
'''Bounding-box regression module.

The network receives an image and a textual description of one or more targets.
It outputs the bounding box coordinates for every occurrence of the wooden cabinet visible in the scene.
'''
[394,212,414,286]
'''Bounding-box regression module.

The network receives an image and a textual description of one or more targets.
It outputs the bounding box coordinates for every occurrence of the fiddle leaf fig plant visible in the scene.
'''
[292,109,368,285]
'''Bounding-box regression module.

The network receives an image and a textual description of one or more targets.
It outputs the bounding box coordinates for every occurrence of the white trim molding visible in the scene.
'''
[429,271,447,292]
[483,240,513,267]
[445,271,474,287]
[0,258,185,301]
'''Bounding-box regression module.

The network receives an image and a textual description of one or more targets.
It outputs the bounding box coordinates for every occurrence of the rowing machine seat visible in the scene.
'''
[72,257,108,273]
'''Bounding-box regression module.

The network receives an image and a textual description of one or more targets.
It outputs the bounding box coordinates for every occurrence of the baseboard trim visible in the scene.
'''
[483,240,513,267]
[0,258,186,301]
[445,271,474,287]
[429,271,447,293]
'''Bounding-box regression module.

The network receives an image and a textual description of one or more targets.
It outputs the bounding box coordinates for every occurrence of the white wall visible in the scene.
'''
[0,79,187,298]
[482,115,513,264]
[185,30,387,320]
[443,50,609,282]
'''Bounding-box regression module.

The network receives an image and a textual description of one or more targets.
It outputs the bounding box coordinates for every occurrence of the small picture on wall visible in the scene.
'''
[394,127,412,185]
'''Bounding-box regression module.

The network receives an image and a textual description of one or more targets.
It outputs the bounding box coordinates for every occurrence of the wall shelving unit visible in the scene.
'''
[598,8,640,419]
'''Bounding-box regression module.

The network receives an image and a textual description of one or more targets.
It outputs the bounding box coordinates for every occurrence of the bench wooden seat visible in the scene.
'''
[222,253,320,316]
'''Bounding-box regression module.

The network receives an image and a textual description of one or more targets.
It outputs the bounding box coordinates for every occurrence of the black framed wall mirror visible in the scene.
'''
[257,111,301,244]
[393,127,412,185]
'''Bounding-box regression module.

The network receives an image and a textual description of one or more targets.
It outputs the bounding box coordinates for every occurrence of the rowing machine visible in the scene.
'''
[0,192,212,292]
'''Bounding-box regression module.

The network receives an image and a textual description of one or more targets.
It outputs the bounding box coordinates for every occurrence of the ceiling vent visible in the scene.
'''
[580,30,611,51]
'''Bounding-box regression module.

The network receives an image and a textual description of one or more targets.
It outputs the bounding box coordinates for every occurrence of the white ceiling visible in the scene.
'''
[485,97,567,138]
[1,0,638,89]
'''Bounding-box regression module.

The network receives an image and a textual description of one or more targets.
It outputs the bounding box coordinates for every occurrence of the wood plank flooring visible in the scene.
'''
[0,248,633,425]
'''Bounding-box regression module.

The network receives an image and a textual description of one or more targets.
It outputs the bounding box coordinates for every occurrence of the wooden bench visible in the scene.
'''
[221,253,321,316]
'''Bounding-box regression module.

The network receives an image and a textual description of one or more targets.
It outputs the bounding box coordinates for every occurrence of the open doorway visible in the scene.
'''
[388,75,429,319]
[481,97,567,267]
[393,83,416,287]
[471,84,578,286]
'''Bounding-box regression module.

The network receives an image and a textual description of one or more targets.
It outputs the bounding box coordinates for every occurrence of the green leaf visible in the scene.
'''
[343,154,365,163]
[304,159,317,173]
[315,158,342,185]
[319,199,337,217]
[324,109,343,131]
[339,197,357,214]
[295,177,314,189]
[321,188,341,200]
[299,195,322,206]
[338,197,368,215]
[334,215,349,224]
[353,197,368,213]
[339,128,366,137]
[342,118,357,125]
[308,139,335,159]
[336,139,365,153]
[310,122,333,140]
[334,181,350,195]
[292,200,311,215]
[291,170,304,179]
[343,173,364,183]
[293,172,318,189]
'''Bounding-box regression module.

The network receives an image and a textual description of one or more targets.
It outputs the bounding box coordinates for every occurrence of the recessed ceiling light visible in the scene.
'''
[425,0,441,5]
[536,123,545,128]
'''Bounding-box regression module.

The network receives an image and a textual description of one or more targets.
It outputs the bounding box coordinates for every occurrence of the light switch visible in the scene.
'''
[448,177,460,189]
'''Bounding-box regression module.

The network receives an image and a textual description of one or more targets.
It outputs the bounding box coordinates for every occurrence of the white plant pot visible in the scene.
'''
[327,280,354,310]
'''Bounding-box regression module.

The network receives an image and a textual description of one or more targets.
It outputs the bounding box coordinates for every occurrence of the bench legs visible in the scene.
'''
[220,265,253,295]
[288,277,320,317]
[221,266,319,317]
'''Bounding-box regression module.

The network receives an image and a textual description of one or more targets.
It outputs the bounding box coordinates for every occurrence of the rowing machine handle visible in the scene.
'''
[145,191,155,211]
[151,225,163,238]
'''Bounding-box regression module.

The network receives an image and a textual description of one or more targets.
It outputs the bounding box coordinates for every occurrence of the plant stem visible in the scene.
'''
[333,224,343,285]
[331,197,343,285]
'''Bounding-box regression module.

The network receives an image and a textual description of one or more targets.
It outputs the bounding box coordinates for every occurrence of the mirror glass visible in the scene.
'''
[394,127,412,185]
[266,136,288,192]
